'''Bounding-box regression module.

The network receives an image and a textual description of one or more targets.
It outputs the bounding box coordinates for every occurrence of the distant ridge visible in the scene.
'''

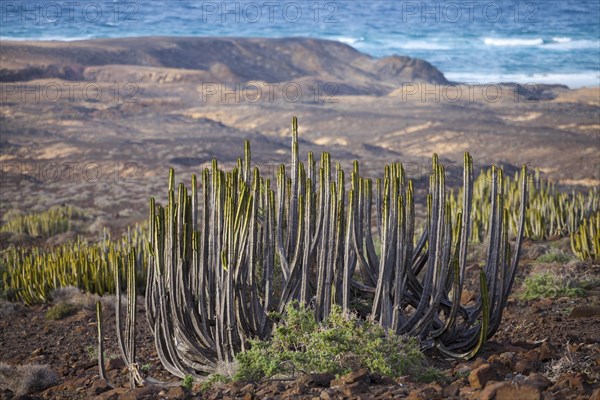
[0,36,448,95]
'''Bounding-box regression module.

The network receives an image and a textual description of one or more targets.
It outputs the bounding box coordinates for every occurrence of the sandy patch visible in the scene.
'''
[36,144,80,160]
[560,178,600,187]
[501,112,541,122]
[314,137,348,146]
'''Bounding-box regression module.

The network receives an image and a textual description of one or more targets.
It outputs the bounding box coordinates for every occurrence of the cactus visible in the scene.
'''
[448,169,599,243]
[1,226,147,305]
[137,117,528,380]
[571,211,600,261]
[0,205,83,238]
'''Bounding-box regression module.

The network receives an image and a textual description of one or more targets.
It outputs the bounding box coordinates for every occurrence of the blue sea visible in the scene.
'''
[1,0,599,87]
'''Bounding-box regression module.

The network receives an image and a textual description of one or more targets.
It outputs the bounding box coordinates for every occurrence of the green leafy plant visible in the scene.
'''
[140,363,152,373]
[200,373,231,391]
[45,302,79,320]
[520,272,585,300]
[181,375,194,390]
[235,302,437,382]
[537,250,572,264]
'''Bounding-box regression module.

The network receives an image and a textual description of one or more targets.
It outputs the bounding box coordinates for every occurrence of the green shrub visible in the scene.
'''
[200,374,231,391]
[520,273,585,301]
[181,375,193,390]
[235,302,437,382]
[537,250,572,264]
[45,302,79,320]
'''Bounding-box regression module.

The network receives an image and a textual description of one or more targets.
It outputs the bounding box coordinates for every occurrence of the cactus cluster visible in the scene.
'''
[134,117,528,380]
[571,211,600,261]
[1,227,146,305]
[0,205,83,238]
[448,169,599,243]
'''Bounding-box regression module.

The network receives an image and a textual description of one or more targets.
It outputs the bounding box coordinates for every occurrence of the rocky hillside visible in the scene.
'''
[0,37,448,94]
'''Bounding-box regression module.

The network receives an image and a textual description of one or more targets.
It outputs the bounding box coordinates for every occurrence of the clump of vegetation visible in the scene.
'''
[0,362,58,395]
[0,206,83,238]
[519,272,585,301]
[1,226,147,305]
[448,170,599,243]
[537,249,572,264]
[45,302,79,320]
[181,375,194,390]
[571,211,599,261]
[200,373,231,391]
[235,303,438,382]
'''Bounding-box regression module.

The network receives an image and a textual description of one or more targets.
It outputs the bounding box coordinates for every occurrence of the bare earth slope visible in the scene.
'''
[0,37,598,227]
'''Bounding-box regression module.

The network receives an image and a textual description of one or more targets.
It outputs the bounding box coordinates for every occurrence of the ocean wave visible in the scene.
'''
[484,38,544,47]
[0,35,95,41]
[546,39,600,50]
[445,71,600,89]
[394,40,452,50]
[335,36,365,46]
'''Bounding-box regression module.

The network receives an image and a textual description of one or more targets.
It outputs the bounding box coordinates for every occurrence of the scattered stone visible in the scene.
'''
[513,358,540,375]
[370,373,397,386]
[106,358,125,371]
[569,305,600,319]
[118,386,162,400]
[480,382,541,400]
[442,380,461,397]
[320,389,336,400]
[300,373,335,387]
[165,385,190,399]
[524,373,551,391]
[95,388,128,400]
[537,342,556,361]
[90,379,111,395]
[338,368,371,385]
[340,381,368,397]
[469,363,497,389]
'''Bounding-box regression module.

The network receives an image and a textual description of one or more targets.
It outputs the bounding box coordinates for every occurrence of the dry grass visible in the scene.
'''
[0,362,58,395]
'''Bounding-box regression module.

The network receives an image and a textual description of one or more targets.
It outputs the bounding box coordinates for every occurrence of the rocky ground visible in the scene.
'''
[0,239,598,400]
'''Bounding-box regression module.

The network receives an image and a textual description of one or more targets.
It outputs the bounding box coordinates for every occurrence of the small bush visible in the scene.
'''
[235,302,436,382]
[181,375,194,390]
[537,250,572,264]
[45,302,79,320]
[520,273,585,300]
[0,362,58,395]
[200,373,231,391]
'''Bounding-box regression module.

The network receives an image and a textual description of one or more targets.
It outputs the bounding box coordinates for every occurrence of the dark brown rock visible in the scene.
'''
[340,381,368,397]
[568,305,600,318]
[164,386,191,399]
[537,341,557,361]
[480,382,541,400]
[469,364,497,389]
[524,373,552,391]
[106,358,125,371]
[513,358,541,375]
[299,373,335,387]
[442,380,461,397]
[90,379,111,395]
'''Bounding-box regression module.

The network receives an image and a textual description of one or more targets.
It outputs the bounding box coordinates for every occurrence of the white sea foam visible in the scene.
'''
[445,72,600,89]
[484,37,544,46]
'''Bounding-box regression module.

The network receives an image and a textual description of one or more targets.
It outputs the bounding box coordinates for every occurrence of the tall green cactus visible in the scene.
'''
[140,117,529,379]
[571,211,600,261]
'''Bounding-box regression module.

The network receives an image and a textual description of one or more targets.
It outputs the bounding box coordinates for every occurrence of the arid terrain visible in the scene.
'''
[1,238,599,399]
[0,37,599,399]
[1,37,598,231]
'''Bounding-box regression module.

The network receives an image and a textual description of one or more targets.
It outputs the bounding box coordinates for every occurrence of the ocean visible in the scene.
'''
[1,0,599,88]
